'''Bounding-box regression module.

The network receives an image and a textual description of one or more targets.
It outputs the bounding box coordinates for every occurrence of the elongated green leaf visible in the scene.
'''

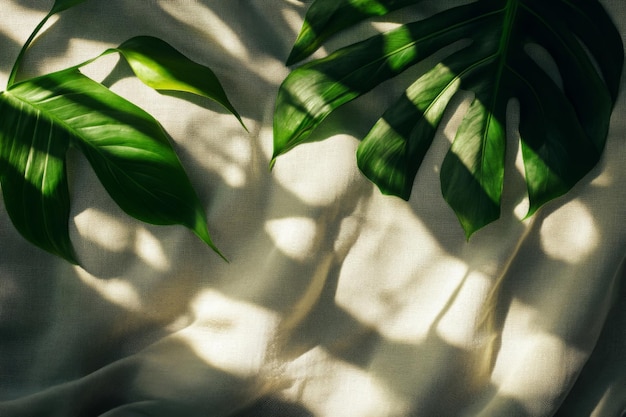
[440,48,508,238]
[8,0,90,87]
[275,0,623,237]
[112,36,245,129]
[273,3,480,163]
[2,68,223,262]
[0,92,77,263]
[357,60,462,199]
[513,53,601,216]
[287,0,421,65]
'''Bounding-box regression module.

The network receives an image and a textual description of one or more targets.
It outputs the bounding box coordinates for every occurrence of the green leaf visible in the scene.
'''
[287,0,421,65]
[1,68,223,262]
[7,0,89,87]
[273,4,475,162]
[274,0,623,237]
[356,55,465,200]
[50,0,89,14]
[0,91,77,263]
[112,36,246,130]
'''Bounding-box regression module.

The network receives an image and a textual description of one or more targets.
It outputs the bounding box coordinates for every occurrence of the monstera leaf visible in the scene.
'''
[273,0,624,237]
[1,1,243,263]
[285,0,421,65]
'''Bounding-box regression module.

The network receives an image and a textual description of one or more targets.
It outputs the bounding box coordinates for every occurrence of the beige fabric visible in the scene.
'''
[0,1,625,416]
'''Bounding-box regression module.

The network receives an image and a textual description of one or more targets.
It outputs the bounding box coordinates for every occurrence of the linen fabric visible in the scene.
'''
[0,1,625,416]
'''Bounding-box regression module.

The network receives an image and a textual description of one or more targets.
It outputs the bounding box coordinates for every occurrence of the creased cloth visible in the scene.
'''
[0,1,625,416]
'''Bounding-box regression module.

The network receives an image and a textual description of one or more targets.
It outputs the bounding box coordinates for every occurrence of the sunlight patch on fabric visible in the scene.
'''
[76,267,143,311]
[337,250,469,344]
[265,217,319,261]
[79,50,123,82]
[159,3,247,60]
[135,227,170,272]
[490,313,587,415]
[539,201,598,263]
[272,135,359,206]
[283,346,404,417]
[182,289,279,377]
[195,130,250,188]
[281,7,307,37]
[435,270,493,348]
[74,208,133,252]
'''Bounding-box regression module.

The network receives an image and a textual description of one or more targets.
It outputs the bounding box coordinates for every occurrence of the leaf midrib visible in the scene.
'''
[477,0,519,192]
[6,88,180,218]
[309,6,505,106]
[6,96,67,256]
[287,5,507,149]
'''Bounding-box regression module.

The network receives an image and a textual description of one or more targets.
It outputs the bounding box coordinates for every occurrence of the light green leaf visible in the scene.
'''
[275,0,623,237]
[112,36,246,130]
[287,0,420,65]
[2,68,223,262]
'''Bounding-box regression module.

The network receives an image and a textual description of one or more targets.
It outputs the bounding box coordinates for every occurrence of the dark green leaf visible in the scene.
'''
[0,91,77,263]
[287,0,421,65]
[50,0,89,14]
[275,0,623,237]
[357,61,462,199]
[273,3,478,163]
[113,36,246,130]
[2,68,223,262]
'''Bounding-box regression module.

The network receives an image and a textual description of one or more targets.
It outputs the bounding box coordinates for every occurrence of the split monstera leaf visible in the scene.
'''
[0,0,244,263]
[2,0,624,264]
[273,0,624,238]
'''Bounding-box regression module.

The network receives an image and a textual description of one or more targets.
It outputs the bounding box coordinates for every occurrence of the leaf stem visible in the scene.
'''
[7,12,53,88]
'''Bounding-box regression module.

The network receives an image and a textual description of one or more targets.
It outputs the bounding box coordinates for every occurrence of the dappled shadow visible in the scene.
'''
[10,0,290,124]
[231,396,313,417]
[282,264,492,414]
[0,336,265,417]
[554,257,626,416]
[7,0,48,10]
[0,29,20,77]
[0,204,67,395]
[2,1,626,417]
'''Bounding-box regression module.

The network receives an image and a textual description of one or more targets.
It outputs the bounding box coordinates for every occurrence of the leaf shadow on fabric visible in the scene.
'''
[10,0,285,124]
[0,30,20,75]
[0,203,64,391]
[273,0,621,241]
[0,334,290,417]
[231,396,314,417]
[554,259,626,416]
[265,6,626,411]
[2,1,625,416]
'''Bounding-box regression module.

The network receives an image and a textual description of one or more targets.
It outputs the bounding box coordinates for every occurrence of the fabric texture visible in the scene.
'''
[0,1,625,416]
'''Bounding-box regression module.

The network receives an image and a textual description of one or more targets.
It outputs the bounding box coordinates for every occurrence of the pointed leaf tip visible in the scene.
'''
[114,36,246,129]
[276,0,622,235]
[191,210,228,262]
[2,68,226,263]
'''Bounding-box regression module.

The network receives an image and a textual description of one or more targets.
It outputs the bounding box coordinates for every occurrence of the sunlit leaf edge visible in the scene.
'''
[274,0,624,238]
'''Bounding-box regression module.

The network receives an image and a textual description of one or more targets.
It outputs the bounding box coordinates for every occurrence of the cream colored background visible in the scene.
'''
[0,1,624,416]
